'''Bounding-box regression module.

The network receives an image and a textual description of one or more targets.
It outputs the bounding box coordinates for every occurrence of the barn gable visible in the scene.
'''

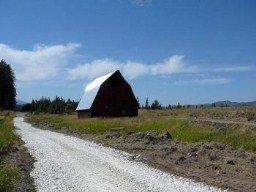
[76,72,114,111]
[76,70,138,118]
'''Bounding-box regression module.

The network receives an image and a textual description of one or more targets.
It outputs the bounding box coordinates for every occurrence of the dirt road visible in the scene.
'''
[14,117,222,192]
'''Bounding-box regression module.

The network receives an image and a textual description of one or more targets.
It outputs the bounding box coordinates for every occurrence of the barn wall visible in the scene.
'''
[77,110,91,118]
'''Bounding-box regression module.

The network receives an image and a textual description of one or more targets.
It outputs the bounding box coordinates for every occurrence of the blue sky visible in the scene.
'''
[0,0,255,105]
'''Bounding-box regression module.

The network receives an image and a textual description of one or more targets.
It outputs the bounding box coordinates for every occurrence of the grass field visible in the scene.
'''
[0,112,19,191]
[27,106,256,152]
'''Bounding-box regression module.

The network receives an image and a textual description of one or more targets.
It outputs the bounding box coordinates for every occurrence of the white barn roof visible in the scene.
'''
[76,71,115,111]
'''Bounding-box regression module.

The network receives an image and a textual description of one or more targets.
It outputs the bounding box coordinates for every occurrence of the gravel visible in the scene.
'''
[14,117,223,192]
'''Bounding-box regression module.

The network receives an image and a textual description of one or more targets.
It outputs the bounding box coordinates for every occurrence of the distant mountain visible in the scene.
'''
[245,101,256,106]
[16,100,27,106]
[188,100,256,108]
[212,100,256,107]
[15,100,28,110]
[191,100,256,108]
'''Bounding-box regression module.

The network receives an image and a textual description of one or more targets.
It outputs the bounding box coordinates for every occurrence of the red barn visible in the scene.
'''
[76,70,138,118]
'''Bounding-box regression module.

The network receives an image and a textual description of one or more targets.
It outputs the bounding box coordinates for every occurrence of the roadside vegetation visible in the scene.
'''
[27,106,256,152]
[0,112,19,191]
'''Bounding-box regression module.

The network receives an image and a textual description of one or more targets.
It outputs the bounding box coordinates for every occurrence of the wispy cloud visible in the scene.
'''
[131,0,152,7]
[68,55,196,80]
[0,43,80,81]
[212,66,254,72]
[174,78,230,85]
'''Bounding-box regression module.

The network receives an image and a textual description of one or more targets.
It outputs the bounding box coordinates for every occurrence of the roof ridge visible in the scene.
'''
[85,71,116,91]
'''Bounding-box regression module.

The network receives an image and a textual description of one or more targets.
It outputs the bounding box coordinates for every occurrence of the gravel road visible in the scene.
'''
[14,117,223,192]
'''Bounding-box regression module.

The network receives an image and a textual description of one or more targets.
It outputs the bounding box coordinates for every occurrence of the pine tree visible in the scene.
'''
[145,97,149,110]
[0,60,16,110]
[177,102,181,109]
[151,100,162,110]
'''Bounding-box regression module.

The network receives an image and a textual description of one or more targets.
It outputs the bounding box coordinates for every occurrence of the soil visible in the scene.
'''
[33,122,256,192]
[1,140,36,192]
[84,134,256,192]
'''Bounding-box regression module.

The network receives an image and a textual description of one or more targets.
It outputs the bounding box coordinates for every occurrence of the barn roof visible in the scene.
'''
[76,71,115,111]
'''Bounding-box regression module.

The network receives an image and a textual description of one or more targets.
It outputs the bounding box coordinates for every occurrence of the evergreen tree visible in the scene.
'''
[29,96,78,114]
[151,100,162,110]
[145,97,149,110]
[167,104,172,109]
[0,60,16,110]
[177,102,181,109]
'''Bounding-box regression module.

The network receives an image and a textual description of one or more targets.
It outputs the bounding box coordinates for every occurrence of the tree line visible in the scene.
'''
[137,98,202,110]
[0,60,16,110]
[22,97,78,114]
[137,98,233,110]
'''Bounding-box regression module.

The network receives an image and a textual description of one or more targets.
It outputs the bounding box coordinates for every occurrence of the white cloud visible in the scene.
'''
[1,42,253,86]
[123,61,149,78]
[68,59,120,80]
[0,43,80,81]
[150,55,196,75]
[68,55,194,80]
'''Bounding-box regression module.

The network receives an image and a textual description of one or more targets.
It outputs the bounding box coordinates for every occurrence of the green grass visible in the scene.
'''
[0,112,19,192]
[0,165,18,192]
[214,127,256,151]
[0,112,17,149]
[26,107,256,152]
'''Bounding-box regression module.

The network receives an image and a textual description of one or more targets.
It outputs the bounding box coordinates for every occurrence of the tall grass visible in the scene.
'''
[0,113,17,149]
[214,127,256,151]
[0,165,18,191]
[0,112,19,191]
[27,107,256,152]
